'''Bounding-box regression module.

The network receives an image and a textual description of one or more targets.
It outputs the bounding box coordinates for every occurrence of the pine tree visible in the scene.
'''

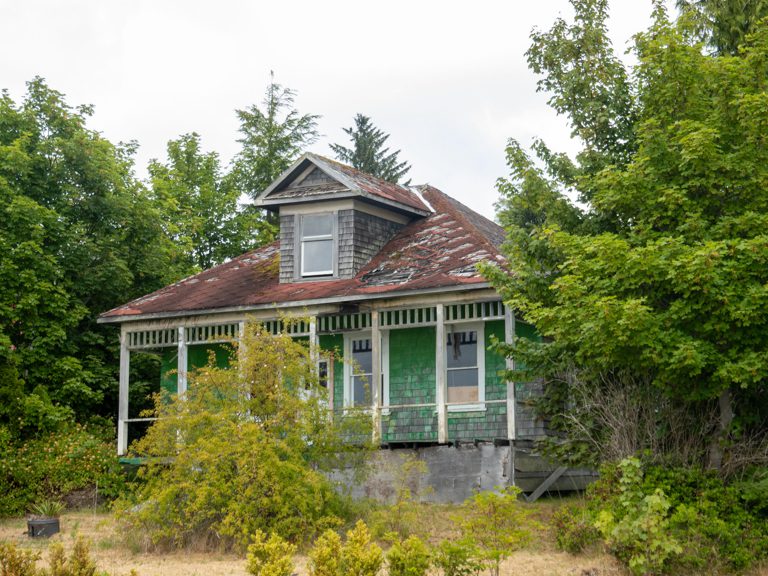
[330,114,411,184]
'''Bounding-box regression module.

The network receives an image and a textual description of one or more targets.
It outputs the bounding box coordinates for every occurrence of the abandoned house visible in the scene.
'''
[98,153,591,501]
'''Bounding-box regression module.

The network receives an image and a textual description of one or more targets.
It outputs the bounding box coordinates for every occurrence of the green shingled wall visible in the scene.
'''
[160,343,234,395]
[447,320,507,441]
[382,327,438,443]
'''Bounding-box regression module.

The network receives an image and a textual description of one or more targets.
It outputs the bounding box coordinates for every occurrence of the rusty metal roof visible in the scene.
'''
[99,186,505,322]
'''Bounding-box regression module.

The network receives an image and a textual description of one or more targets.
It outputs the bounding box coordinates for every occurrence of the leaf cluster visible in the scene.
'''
[488,0,768,469]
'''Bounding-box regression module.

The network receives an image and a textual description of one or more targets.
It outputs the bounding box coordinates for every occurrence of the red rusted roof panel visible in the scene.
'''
[100,186,505,319]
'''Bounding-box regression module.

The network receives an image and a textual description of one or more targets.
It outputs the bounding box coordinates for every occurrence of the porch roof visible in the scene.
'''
[99,186,506,323]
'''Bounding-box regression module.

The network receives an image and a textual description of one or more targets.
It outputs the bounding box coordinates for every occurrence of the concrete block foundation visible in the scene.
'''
[330,442,597,504]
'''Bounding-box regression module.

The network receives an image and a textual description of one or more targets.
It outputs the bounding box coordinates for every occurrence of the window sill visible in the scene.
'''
[445,404,487,413]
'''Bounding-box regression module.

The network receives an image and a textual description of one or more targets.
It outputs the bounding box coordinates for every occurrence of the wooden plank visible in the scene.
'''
[526,466,567,502]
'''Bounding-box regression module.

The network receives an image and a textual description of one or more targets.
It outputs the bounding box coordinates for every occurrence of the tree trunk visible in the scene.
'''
[707,388,733,470]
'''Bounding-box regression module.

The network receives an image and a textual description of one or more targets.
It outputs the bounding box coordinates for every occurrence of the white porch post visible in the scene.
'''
[177,326,187,395]
[117,327,130,456]
[371,309,381,444]
[436,303,447,444]
[504,305,516,442]
[309,316,319,366]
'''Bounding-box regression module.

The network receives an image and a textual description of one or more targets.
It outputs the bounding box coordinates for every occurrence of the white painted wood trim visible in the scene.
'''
[505,307,516,442]
[435,304,447,444]
[371,310,381,443]
[117,326,130,456]
[177,326,187,395]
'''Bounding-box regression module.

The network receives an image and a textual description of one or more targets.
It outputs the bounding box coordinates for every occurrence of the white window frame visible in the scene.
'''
[299,212,335,277]
[444,321,485,412]
[342,331,389,409]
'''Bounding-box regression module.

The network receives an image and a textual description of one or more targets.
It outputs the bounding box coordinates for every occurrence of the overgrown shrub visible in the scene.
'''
[551,503,600,554]
[367,455,432,541]
[0,424,124,516]
[431,540,481,576]
[386,536,430,576]
[454,487,533,576]
[309,521,383,576]
[0,542,39,576]
[246,531,296,576]
[0,538,113,576]
[309,529,342,576]
[340,521,383,576]
[116,323,371,550]
[588,457,768,574]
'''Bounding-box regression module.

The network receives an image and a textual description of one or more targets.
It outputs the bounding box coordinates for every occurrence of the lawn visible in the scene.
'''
[0,505,627,576]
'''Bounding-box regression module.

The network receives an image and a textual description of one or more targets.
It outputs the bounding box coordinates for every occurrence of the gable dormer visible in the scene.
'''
[257,154,432,283]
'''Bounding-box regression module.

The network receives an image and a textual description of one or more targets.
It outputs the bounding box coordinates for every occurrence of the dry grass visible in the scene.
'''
[1,509,766,576]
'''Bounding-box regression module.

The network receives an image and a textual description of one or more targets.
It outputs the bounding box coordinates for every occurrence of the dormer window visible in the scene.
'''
[300,213,335,277]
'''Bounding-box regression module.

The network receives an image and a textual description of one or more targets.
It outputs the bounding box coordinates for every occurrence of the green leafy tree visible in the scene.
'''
[330,114,411,184]
[485,1,768,471]
[232,74,320,241]
[677,0,768,55]
[233,73,319,197]
[149,132,264,270]
[0,78,185,423]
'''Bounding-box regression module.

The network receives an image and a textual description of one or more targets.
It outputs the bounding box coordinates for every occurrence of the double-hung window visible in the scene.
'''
[343,333,388,408]
[300,213,334,277]
[445,323,485,409]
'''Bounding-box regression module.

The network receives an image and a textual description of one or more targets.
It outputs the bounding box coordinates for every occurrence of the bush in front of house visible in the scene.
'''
[116,323,372,551]
[0,424,124,516]
[554,457,768,575]
[246,531,296,576]
[0,537,124,576]
[386,535,431,576]
[309,521,383,576]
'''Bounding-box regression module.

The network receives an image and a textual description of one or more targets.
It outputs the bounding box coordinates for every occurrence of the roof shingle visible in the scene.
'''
[100,186,505,321]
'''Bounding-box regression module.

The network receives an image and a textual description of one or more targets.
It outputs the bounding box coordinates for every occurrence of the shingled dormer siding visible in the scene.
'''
[339,209,404,277]
[279,206,407,283]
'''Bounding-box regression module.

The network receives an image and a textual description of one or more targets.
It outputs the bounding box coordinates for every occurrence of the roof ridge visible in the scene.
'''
[420,185,503,256]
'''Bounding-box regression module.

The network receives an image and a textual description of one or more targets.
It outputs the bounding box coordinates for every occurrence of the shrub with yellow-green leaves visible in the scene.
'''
[310,521,383,576]
[246,531,296,576]
[116,322,372,551]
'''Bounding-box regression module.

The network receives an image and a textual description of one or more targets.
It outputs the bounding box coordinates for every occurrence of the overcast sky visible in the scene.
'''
[1,1,660,219]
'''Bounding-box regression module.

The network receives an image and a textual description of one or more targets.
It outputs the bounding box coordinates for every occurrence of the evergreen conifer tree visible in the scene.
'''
[330,114,411,184]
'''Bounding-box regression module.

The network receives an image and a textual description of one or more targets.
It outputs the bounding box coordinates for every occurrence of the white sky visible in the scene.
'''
[1,1,660,220]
